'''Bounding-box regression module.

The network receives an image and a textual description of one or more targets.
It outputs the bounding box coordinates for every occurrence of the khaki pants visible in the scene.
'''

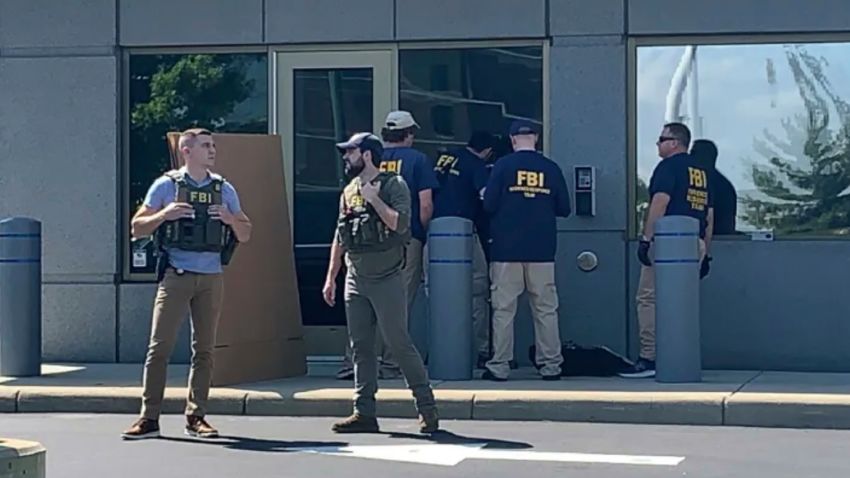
[140,269,223,420]
[636,239,706,361]
[345,270,435,417]
[470,235,491,356]
[486,262,562,379]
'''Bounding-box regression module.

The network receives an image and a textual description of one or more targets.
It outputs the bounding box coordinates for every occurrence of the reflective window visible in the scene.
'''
[127,53,268,275]
[293,68,373,245]
[399,46,544,161]
[637,42,850,237]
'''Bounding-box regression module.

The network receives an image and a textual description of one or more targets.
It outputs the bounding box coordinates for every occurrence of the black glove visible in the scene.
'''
[700,255,712,279]
[637,238,652,267]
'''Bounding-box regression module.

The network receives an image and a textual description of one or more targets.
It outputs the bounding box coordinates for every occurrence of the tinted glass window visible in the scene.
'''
[399,47,544,161]
[637,43,850,237]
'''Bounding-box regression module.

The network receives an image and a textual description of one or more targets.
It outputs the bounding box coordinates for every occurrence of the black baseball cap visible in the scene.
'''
[509,119,541,136]
[468,131,496,152]
[336,132,384,157]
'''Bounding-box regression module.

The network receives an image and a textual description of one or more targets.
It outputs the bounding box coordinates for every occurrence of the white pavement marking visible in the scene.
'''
[293,443,686,467]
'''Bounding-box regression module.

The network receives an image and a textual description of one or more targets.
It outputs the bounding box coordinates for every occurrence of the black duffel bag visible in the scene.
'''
[529,341,634,377]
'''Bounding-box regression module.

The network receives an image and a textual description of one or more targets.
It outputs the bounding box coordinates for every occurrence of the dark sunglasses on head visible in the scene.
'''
[657,136,677,144]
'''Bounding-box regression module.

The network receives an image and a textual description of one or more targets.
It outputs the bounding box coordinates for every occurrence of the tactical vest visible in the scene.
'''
[337,172,409,253]
[155,170,234,253]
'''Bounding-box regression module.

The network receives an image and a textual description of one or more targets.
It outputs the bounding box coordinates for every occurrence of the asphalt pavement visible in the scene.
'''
[3,414,849,477]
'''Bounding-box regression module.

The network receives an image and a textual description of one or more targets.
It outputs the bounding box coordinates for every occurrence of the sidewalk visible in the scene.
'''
[2,363,850,430]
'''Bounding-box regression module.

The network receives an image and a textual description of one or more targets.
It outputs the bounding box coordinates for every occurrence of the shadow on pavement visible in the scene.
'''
[158,435,348,453]
[384,430,532,450]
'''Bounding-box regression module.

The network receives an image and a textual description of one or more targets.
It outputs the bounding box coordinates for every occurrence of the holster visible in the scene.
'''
[221,232,238,266]
[155,248,169,283]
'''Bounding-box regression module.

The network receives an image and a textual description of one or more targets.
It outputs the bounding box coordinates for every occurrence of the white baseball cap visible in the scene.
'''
[384,110,419,130]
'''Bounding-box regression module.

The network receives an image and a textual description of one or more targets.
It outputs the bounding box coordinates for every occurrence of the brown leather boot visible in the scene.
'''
[332,414,380,433]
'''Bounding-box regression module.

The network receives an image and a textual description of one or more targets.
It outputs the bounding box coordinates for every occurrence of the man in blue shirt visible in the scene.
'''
[431,131,495,366]
[376,111,440,374]
[481,120,571,381]
[620,122,712,379]
[121,128,252,439]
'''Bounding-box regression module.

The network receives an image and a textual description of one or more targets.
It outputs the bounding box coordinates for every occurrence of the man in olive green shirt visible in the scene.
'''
[322,132,439,434]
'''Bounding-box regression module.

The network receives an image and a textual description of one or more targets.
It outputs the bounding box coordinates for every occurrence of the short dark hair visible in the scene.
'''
[359,139,383,164]
[664,122,691,148]
[381,126,416,144]
[467,131,496,153]
[690,139,718,167]
[178,127,213,149]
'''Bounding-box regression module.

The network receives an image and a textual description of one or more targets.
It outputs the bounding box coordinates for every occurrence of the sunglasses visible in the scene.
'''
[657,136,677,144]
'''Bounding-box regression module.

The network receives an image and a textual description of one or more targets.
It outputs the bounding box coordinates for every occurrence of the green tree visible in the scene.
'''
[129,54,266,212]
[742,45,850,234]
[127,53,266,272]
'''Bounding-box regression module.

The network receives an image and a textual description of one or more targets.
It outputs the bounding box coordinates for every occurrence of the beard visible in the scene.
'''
[344,160,365,178]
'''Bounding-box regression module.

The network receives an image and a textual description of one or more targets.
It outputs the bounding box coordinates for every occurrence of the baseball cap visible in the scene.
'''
[468,131,496,152]
[336,132,384,157]
[509,119,541,136]
[384,111,419,130]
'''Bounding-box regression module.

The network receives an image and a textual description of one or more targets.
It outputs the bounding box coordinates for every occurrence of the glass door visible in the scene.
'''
[275,50,394,356]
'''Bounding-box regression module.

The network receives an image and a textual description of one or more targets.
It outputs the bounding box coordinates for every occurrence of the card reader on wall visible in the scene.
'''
[574,166,595,216]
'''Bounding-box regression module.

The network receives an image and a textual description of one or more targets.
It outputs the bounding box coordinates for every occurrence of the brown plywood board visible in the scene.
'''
[211,338,307,386]
[167,133,305,385]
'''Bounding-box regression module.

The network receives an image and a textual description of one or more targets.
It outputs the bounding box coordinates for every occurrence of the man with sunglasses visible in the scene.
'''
[430,131,496,367]
[620,122,713,379]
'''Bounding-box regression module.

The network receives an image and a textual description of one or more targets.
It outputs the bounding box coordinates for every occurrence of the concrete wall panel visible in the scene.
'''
[550,0,625,36]
[630,0,850,35]
[43,284,116,362]
[628,240,850,372]
[550,36,627,232]
[119,0,263,46]
[0,0,116,49]
[266,0,394,44]
[0,56,117,278]
[396,0,546,41]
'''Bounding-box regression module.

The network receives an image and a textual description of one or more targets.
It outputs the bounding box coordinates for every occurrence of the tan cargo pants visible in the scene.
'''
[636,239,706,361]
[140,268,223,420]
[485,262,562,379]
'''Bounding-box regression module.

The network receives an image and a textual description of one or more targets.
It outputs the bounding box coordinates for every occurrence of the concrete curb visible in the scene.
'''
[471,391,725,425]
[4,377,850,430]
[15,387,246,415]
[725,393,850,429]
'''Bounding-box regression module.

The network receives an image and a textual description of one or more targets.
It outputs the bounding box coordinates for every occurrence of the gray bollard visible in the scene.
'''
[427,217,473,380]
[653,215,701,383]
[0,217,42,377]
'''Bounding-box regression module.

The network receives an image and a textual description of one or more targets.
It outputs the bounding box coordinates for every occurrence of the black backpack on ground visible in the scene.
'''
[528,341,634,377]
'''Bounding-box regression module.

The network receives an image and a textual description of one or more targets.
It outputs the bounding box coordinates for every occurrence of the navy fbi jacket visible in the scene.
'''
[483,150,571,262]
[432,147,490,222]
